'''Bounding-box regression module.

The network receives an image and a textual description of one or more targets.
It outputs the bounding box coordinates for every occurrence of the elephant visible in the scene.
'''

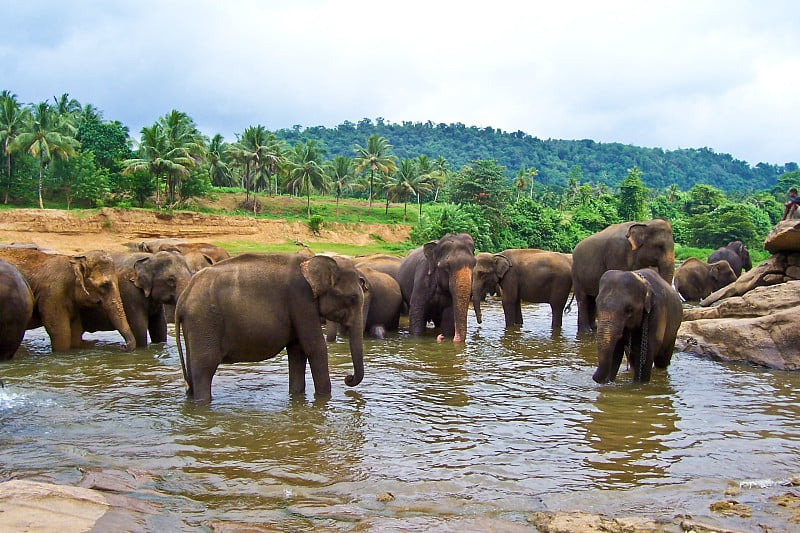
[708,240,752,278]
[327,264,403,341]
[472,249,573,330]
[137,240,231,264]
[572,219,675,334]
[593,268,683,384]
[354,253,403,281]
[0,247,136,352]
[175,253,366,402]
[0,259,34,360]
[673,257,737,301]
[397,233,476,343]
[80,251,193,347]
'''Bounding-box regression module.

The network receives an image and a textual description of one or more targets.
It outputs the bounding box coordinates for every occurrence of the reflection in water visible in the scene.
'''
[0,304,799,529]
[583,379,679,488]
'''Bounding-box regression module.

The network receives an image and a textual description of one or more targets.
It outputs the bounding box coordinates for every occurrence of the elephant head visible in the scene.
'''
[593,270,653,384]
[626,219,675,284]
[71,251,136,352]
[301,255,366,388]
[472,252,511,324]
[423,233,476,342]
[130,251,193,305]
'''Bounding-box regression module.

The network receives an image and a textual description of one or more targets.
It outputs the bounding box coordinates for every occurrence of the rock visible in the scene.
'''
[700,255,789,306]
[678,306,800,369]
[764,220,800,253]
[527,511,666,533]
[0,479,109,532]
[686,280,800,320]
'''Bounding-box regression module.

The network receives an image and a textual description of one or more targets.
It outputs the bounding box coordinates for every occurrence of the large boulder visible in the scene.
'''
[764,219,800,253]
[678,262,800,369]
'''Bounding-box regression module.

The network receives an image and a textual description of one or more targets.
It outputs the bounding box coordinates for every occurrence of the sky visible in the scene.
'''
[2,0,799,167]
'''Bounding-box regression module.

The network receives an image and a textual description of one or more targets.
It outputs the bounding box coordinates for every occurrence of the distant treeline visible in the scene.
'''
[274,118,797,192]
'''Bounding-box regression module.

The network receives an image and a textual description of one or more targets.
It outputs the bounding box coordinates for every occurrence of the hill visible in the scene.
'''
[274,118,797,192]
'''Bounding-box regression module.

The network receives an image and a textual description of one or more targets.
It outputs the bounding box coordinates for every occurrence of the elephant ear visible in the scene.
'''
[626,223,648,251]
[494,254,512,279]
[300,256,338,298]
[423,240,440,275]
[131,257,153,297]
[69,255,92,298]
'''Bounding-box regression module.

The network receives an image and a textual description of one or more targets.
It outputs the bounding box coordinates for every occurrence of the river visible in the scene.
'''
[1,298,798,531]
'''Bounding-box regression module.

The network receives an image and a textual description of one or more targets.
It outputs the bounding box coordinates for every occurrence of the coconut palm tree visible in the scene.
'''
[0,91,30,204]
[14,100,78,209]
[159,110,205,206]
[329,155,356,218]
[513,169,529,201]
[354,134,396,213]
[229,125,273,204]
[123,124,171,208]
[207,134,233,187]
[286,140,329,218]
[527,166,538,199]
[431,156,450,202]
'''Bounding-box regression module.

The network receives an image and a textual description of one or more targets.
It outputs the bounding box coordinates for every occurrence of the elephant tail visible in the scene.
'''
[563,292,576,314]
[175,312,193,397]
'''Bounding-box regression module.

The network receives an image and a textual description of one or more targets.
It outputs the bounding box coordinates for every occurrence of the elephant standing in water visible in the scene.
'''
[572,219,675,334]
[0,247,135,352]
[673,257,737,301]
[0,259,34,360]
[80,251,193,347]
[327,264,403,341]
[176,253,366,402]
[397,233,476,343]
[593,268,683,384]
[471,249,573,330]
[708,240,752,278]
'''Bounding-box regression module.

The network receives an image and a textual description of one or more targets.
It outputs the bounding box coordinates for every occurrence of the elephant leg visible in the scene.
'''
[325,320,339,342]
[148,309,168,344]
[286,342,308,395]
[70,316,85,349]
[188,357,217,402]
[550,301,564,329]
[575,289,595,334]
[439,304,456,338]
[42,312,72,352]
[514,300,523,325]
[501,299,516,327]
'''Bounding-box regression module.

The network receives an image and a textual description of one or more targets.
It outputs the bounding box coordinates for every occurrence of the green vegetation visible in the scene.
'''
[1,89,797,261]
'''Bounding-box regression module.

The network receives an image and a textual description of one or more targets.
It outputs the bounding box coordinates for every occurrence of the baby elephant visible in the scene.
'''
[0,259,34,360]
[593,268,683,384]
[673,257,737,301]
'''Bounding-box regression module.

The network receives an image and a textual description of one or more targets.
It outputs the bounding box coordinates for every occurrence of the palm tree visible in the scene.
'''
[14,100,78,209]
[415,154,436,217]
[207,134,233,187]
[527,166,538,199]
[513,168,529,201]
[391,158,432,222]
[123,124,170,208]
[286,140,329,218]
[0,91,30,204]
[354,134,396,213]
[159,110,205,206]
[52,93,80,136]
[229,125,272,204]
[431,156,450,201]
[329,155,356,218]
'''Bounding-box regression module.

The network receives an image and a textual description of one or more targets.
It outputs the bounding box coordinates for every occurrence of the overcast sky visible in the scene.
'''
[2,1,798,167]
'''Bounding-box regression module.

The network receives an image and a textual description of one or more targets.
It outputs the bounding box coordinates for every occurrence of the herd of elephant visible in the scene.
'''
[0,220,752,402]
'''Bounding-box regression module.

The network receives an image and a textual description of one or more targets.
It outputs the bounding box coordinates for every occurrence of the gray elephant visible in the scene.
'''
[0,247,135,352]
[354,253,403,281]
[593,268,683,384]
[673,257,737,301]
[138,240,231,264]
[175,253,366,402]
[472,249,573,330]
[708,240,752,278]
[80,251,193,347]
[572,219,675,334]
[327,264,403,340]
[397,233,476,343]
[0,259,34,360]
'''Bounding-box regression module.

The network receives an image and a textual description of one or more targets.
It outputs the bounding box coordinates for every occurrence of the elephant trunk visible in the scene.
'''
[105,293,136,352]
[659,249,676,284]
[472,289,483,324]
[344,307,365,387]
[451,266,473,343]
[593,313,623,384]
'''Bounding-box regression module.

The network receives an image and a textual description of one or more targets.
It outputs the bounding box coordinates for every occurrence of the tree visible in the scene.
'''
[286,140,328,217]
[158,110,205,206]
[617,165,649,221]
[354,134,396,213]
[513,168,529,201]
[329,155,356,218]
[207,134,233,187]
[228,125,271,204]
[684,183,726,215]
[0,91,29,204]
[389,158,426,222]
[14,100,78,209]
[527,166,539,199]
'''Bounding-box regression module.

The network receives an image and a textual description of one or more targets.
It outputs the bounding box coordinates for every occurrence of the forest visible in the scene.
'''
[1,89,798,260]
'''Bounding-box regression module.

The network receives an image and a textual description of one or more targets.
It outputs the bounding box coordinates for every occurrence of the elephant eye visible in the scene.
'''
[624,304,634,315]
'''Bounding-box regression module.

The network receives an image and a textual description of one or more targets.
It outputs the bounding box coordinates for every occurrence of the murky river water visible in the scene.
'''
[1,299,799,531]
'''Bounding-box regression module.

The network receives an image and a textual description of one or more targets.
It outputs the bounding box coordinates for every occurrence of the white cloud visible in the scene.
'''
[2,0,799,165]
